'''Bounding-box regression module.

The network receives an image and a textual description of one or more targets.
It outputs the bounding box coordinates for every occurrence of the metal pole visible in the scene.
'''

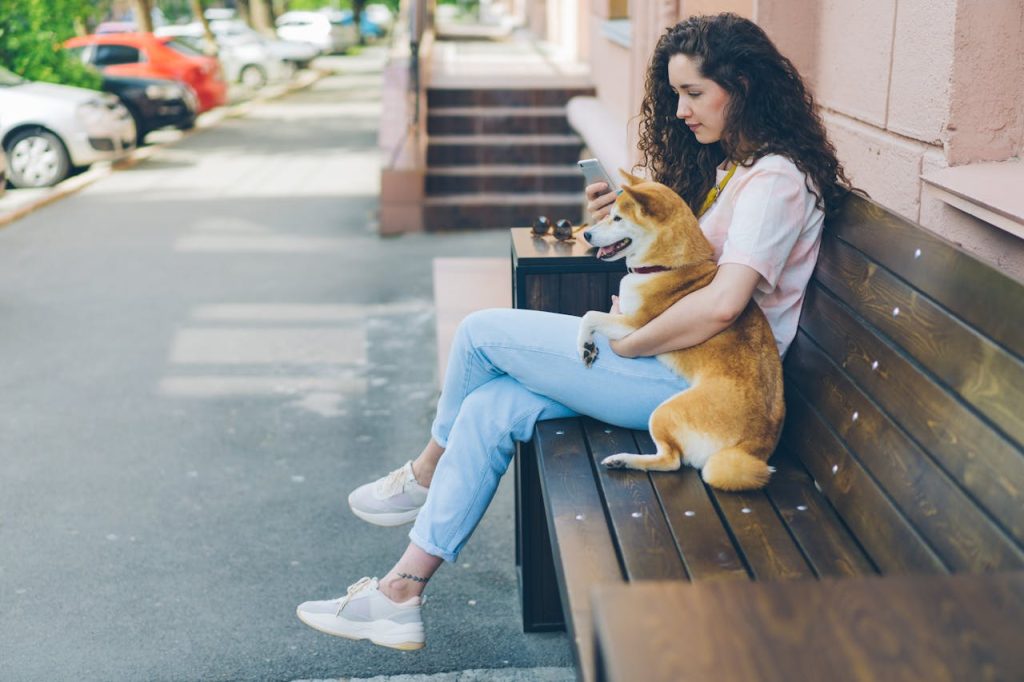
[409,0,420,127]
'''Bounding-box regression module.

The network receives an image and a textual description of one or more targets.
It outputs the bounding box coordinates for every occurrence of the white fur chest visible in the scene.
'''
[617,274,643,316]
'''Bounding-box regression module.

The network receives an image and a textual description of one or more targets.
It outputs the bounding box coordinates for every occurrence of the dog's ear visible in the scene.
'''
[619,183,657,217]
[618,168,646,186]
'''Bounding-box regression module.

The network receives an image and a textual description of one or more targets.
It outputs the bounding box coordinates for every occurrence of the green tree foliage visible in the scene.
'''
[0,0,103,89]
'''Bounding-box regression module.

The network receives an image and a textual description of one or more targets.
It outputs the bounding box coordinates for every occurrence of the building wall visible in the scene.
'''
[565,0,1023,277]
[760,0,1023,276]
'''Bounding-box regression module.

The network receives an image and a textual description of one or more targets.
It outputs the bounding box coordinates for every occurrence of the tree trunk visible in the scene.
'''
[236,0,251,27]
[132,0,154,32]
[249,0,274,36]
[190,0,218,56]
[353,0,366,45]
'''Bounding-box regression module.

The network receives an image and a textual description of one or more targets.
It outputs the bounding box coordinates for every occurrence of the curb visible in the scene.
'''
[0,67,328,230]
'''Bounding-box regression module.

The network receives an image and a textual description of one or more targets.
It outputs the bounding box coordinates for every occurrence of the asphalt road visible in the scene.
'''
[0,49,572,681]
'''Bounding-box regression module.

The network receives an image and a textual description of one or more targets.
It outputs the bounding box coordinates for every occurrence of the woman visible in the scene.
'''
[296,13,853,650]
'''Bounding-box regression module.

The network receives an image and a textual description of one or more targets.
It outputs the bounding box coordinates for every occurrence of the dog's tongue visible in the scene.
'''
[597,245,614,259]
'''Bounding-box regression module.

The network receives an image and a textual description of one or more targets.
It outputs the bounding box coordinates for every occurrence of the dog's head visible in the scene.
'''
[584,170,715,269]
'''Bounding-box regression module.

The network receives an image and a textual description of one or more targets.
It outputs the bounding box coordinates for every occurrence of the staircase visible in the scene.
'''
[423,86,595,231]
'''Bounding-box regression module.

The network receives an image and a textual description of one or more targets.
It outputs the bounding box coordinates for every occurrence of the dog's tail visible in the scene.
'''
[701,446,773,491]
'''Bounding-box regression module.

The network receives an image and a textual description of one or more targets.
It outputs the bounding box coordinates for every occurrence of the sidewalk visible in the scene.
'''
[0,47,573,681]
[0,68,322,229]
[299,667,573,682]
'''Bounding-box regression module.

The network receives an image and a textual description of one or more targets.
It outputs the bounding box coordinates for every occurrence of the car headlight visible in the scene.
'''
[145,83,184,100]
[182,86,199,112]
[75,99,112,131]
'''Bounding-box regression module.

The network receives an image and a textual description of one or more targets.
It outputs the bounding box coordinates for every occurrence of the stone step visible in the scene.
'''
[427,134,584,166]
[423,193,585,231]
[427,87,595,109]
[427,106,573,135]
[426,164,585,195]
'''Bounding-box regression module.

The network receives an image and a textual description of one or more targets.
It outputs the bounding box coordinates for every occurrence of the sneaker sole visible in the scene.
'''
[348,502,422,527]
[296,607,425,651]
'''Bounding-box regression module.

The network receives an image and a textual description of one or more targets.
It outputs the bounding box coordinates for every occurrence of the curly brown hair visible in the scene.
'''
[637,13,855,217]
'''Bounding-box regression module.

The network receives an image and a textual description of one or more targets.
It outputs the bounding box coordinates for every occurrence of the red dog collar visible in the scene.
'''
[628,265,673,274]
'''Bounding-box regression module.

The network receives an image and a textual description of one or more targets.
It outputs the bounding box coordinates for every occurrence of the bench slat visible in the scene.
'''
[635,431,749,582]
[523,272,561,312]
[830,196,1024,358]
[788,329,1024,572]
[782,374,948,574]
[533,418,623,682]
[708,487,816,581]
[606,271,625,301]
[814,235,1024,447]
[765,449,878,578]
[558,272,609,318]
[800,283,1024,548]
[581,419,688,580]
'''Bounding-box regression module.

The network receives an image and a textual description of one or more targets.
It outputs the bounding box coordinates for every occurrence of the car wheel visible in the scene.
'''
[127,108,148,146]
[240,64,268,89]
[5,129,71,189]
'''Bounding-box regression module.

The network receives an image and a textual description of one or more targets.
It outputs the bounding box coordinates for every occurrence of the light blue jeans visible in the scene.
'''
[408,308,690,562]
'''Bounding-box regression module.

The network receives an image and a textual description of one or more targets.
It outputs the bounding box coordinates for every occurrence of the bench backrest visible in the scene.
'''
[782,194,1024,575]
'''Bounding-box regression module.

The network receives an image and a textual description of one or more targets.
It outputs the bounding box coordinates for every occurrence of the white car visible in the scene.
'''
[203,8,236,21]
[275,11,358,54]
[208,20,320,70]
[366,4,395,33]
[0,66,135,188]
[156,24,292,89]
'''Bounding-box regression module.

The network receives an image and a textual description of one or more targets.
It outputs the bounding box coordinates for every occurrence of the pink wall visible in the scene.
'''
[758,0,1023,276]
[534,0,1023,275]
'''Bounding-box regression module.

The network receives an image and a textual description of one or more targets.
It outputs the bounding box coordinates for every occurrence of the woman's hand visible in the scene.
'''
[586,182,617,222]
[611,264,763,358]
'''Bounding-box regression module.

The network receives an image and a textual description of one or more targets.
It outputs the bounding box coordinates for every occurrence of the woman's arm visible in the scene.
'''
[610,263,762,357]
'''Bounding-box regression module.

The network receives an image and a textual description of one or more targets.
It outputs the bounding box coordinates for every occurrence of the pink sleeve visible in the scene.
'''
[718,165,808,290]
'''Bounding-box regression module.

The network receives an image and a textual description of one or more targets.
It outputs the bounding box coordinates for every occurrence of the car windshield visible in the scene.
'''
[0,66,24,86]
[163,37,205,57]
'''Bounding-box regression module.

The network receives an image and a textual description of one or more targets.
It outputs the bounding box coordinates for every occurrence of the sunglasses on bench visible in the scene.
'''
[531,217,586,241]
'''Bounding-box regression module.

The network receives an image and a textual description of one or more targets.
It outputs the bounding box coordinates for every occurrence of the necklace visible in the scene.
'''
[697,163,737,218]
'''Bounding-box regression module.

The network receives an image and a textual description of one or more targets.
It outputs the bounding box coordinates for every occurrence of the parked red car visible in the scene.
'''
[65,33,227,113]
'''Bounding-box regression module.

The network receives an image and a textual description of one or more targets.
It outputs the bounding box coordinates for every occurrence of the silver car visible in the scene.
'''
[156,24,295,89]
[276,11,358,55]
[0,66,136,188]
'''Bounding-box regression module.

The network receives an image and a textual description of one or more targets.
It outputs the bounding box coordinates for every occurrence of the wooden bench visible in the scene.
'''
[510,195,1024,682]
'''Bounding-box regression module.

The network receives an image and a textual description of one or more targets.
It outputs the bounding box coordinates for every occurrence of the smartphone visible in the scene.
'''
[578,158,619,194]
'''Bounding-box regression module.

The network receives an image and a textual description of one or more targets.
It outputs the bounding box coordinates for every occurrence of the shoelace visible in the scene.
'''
[334,576,375,616]
[375,465,411,498]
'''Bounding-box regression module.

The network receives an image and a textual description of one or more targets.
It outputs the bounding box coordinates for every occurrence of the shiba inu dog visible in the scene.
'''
[578,172,784,491]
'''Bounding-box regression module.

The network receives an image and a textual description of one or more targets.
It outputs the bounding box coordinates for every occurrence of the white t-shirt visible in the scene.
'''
[697,154,825,357]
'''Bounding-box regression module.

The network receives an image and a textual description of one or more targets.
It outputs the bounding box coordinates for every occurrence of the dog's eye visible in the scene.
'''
[613,215,622,222]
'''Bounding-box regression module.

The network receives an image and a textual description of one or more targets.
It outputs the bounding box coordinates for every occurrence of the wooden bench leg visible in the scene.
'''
[516,439,565,632]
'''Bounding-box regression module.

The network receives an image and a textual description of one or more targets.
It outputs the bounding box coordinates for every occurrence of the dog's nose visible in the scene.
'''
[583,230,593,242]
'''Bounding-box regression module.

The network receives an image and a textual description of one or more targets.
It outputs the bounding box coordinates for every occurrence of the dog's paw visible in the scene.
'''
[601,454,629,469]
[580,341,599,367]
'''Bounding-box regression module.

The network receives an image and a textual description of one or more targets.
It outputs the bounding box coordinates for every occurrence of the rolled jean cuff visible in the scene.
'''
[409,528,458,564]
[430,421,449,449]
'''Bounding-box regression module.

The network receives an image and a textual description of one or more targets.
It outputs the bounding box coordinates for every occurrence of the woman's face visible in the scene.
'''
[667,54,731,145]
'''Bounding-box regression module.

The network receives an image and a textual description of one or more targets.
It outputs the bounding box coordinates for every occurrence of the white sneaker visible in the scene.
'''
[348,461,428,526]
[296,577,425,650]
